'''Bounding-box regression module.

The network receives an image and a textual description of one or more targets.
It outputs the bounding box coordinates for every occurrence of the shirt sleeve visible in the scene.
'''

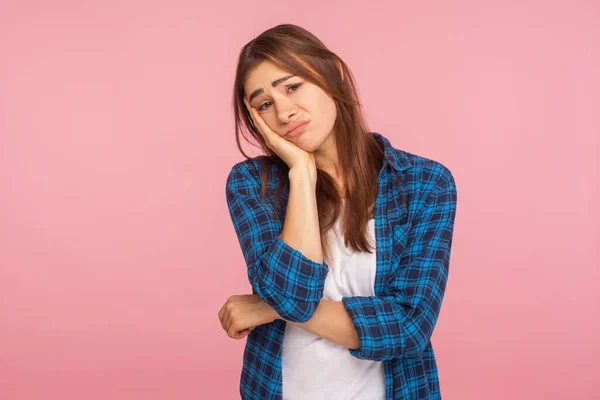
[225,161,329,323]
[341,165,458,361]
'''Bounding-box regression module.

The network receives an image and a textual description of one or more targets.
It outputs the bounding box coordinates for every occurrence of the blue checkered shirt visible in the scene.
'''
[225,131,458,399]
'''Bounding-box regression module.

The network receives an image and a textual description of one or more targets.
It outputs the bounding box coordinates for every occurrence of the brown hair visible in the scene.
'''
[232,24,385,265]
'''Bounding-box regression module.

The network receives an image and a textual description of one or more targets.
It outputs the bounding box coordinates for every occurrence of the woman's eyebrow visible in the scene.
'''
[248,75,295,103]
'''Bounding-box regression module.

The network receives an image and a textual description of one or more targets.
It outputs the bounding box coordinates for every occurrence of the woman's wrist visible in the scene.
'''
[289,162,317,187]
[262,300,281,323]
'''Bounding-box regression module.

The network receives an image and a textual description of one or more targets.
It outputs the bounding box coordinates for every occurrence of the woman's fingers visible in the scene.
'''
[218,303,225,326]
[243,98,272,144]
[244,99,279,151]
[223,307,231,333]
[218,295,259,339]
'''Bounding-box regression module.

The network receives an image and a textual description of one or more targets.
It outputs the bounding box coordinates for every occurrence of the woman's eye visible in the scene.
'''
[258,102,272,111]
[257,84,302,111]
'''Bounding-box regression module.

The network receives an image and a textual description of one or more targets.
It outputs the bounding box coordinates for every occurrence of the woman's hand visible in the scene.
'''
[244,98,315,171]
[218,294,280,340]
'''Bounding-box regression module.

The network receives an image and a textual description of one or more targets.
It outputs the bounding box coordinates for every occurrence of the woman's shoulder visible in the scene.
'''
[383,145,457,224]
[373,131,454,188]
[395,148,455,187]
[382,144,456,213]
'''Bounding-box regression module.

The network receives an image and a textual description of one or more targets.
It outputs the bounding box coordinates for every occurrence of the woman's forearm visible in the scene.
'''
[286,299,360,349]
[280,163,323,265]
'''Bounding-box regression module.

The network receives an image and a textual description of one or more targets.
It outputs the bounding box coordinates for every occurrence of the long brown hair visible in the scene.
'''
[232,24,385,265]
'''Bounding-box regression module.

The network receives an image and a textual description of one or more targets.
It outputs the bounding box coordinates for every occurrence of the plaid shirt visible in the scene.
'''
[225,131,458,399]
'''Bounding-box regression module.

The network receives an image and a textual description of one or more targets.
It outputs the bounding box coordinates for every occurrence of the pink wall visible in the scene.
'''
[1,1,598,399]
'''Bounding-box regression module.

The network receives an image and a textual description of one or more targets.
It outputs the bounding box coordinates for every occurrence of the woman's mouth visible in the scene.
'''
[286,121,309,138]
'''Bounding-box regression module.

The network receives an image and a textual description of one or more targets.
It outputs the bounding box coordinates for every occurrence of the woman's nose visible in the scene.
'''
[276,99,298,123]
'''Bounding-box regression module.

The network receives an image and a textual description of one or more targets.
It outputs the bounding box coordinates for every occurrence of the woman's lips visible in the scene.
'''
[286,121,309,138]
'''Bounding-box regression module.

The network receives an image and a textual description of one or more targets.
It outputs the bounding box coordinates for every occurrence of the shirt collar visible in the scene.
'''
[371,131,412,173]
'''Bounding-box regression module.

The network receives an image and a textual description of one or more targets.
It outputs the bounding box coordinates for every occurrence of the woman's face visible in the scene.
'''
[243,60,338,152]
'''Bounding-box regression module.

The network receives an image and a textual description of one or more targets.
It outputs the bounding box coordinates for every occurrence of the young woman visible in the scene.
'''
[218,24,458,400]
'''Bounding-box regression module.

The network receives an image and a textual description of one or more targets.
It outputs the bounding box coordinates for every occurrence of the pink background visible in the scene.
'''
[1,1,598,399]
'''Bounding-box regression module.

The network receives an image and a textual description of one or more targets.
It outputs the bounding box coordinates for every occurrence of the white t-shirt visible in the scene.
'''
[281,210,386,399]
